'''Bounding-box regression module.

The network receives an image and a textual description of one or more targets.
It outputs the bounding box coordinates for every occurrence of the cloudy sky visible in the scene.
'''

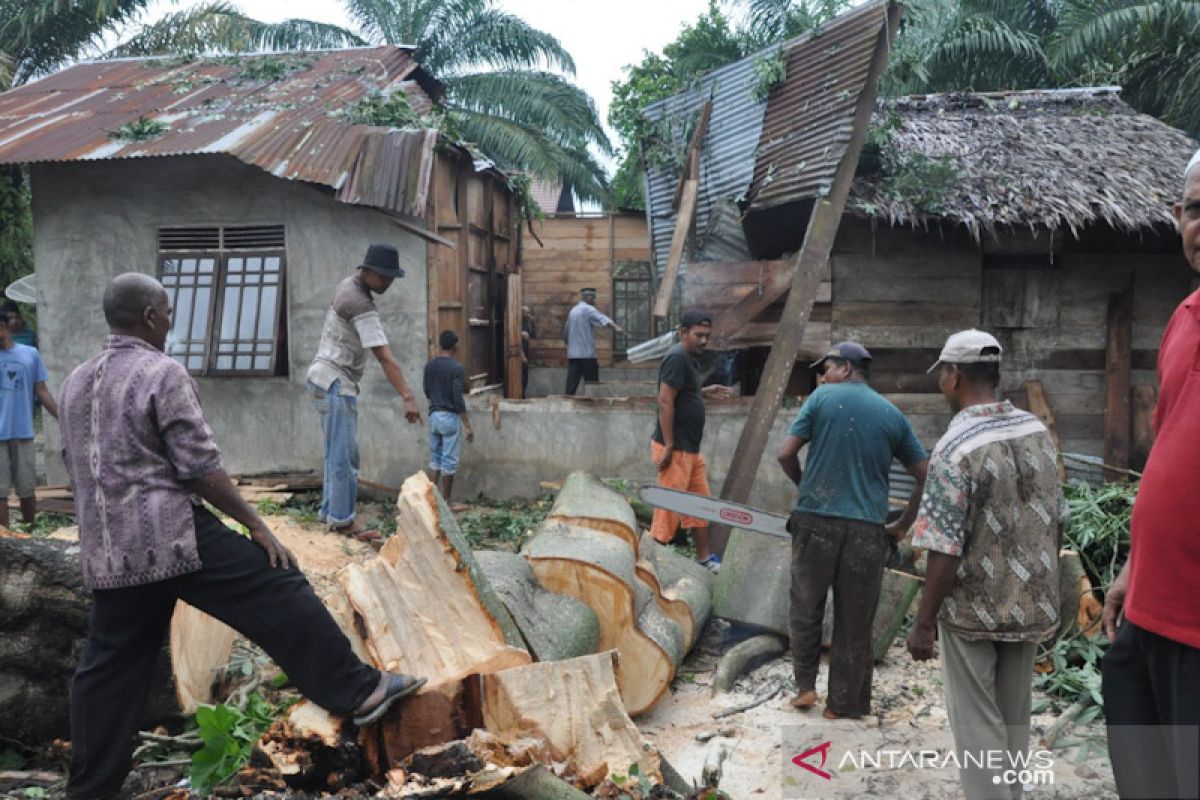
[136,0,718,168]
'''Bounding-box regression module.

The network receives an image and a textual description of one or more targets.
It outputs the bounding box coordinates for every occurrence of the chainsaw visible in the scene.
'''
[637,486,791,541]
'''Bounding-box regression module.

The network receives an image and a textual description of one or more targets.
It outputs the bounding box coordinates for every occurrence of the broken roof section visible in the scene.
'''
[643,0,896,269]
[851,87,1198,238]
[0,47,445,217]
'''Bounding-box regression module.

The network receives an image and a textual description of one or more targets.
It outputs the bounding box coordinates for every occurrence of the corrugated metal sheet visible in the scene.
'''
[644,1,893,267]
[750,1,891,210]
[0,47,441,217]
[643,49,768,272]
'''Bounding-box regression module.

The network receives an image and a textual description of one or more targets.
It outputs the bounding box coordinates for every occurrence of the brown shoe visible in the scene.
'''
[790,690,819,710]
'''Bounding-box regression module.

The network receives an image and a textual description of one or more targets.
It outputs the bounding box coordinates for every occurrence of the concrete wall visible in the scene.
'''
[455,396,804,511]
[32,154,428,485]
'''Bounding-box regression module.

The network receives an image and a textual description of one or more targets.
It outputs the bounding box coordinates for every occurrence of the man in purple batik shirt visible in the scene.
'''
[59,274,426,800]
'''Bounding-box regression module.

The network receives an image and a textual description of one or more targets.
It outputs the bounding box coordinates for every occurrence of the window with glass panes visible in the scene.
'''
[157,225,287,376]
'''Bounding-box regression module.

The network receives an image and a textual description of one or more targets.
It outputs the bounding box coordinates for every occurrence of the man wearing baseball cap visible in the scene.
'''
[563,287,623,395]
[906,329,1066,799]
[777,341,928,719]
[306,244,423,542]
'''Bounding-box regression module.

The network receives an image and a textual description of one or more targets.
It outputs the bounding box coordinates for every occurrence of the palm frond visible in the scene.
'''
[1,0,151,83]
[425,3,574,75]
[109,2,364,57]
[446,71,610,153]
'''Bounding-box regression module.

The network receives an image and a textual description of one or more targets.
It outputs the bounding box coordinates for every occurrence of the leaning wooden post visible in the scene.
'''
[1103,278,1134,481]
[710,4,900,555]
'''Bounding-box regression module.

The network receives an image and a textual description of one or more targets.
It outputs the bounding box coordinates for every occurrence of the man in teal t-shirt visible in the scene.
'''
[777,342,928,719]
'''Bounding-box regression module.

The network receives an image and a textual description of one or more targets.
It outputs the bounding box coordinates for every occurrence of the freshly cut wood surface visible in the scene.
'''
[481,651,661,787]
[475,550,601,663]
[636,532,714,649]
[336,472,529,678]
[547,472,639,551]
[524,521,683,715]
[169,603,236,713]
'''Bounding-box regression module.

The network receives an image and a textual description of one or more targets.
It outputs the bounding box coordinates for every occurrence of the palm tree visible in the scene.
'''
[112,0,611,202]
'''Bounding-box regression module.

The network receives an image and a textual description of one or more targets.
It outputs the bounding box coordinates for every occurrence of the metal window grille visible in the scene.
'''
[612,261,656,355]
[158,226,287,376]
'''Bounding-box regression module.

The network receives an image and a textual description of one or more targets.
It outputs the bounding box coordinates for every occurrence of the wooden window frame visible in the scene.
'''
[158,226,287,377]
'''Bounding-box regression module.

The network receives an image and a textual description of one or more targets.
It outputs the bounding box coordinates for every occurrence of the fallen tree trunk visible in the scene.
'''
[711,634,788,695]
[547,472,639,551]
[872,568,923,662]
[481,651,661,787]
[712,527,791,635]
[0,534,183,743]
[524,521,684,715]
[474,550,601,662]
[636,532,714,650]
[1055,549,1102,640]
[169,603,237,713]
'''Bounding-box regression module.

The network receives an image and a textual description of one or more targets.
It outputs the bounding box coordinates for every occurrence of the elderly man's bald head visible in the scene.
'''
[103,273,167,331]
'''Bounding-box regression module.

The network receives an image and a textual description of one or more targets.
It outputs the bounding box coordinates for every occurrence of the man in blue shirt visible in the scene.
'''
[776,342,928,719]
[562,288,623,395]
[0,310,57,528]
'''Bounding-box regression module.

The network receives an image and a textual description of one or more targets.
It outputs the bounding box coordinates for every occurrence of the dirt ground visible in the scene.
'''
[642,621,1118,800]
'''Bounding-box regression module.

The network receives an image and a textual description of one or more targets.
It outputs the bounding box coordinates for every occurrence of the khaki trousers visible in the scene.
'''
[940,624,1037,800]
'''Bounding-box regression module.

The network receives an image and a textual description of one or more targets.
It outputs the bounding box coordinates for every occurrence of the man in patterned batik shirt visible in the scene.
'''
[906,329,1066,800]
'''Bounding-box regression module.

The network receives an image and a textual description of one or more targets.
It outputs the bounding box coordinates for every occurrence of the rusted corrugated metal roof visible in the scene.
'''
[0,47,442,217]
[643,1,894,266]
[749,1,892,211]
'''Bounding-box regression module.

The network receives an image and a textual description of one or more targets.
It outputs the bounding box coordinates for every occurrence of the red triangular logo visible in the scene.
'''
[792,740,832,780]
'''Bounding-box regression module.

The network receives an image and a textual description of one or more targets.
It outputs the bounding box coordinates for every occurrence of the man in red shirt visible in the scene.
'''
[1101,152,1200,799]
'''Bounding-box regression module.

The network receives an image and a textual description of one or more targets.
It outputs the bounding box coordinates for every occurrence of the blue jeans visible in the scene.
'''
[428,410,462,475]
[308,380,358,527]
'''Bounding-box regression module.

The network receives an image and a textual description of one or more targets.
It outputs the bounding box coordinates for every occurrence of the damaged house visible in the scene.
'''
[640,2,1197,471]
[0,47,521,485]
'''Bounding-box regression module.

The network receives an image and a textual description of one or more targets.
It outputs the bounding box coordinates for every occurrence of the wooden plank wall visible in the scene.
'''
[522,213,650,367]
[429,151,517,387]
[829,217,1191,458]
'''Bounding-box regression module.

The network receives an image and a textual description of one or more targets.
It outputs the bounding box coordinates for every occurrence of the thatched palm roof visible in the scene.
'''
[851,87,1198,239]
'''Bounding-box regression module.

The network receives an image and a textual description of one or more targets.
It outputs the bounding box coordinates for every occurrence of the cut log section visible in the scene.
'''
[169,603,237,713]
[475,550,601,662]
[481,651,661,787]
[547,472,639,551]
[524,521,684,715]
[636,532,714,649]
[871,568,922,662]
[332,473,531,763]
[712,527,791,636]
[1054,549,1102,640]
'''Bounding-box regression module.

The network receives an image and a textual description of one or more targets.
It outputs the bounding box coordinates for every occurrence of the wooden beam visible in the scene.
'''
[505,272,524,399]
[709,259,798,349]
[387,212,457,249]
[425,159,441,359]
[1130,384,1157,472]
[653,178,699,320]
[671,101,712,212]
[1024,380,1065,481]
[1104,279,1134,480]
[710,5,899,556]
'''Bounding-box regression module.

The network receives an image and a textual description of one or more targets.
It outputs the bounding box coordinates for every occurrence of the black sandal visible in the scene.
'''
[352,674,427,726]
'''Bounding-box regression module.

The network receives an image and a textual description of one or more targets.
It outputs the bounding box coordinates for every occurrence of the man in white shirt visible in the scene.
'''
[563,287,622,395]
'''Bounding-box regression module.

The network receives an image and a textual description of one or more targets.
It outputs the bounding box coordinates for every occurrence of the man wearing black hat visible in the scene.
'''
[776,342,928,719]
[306,244,422,542]
[563,287,623,395]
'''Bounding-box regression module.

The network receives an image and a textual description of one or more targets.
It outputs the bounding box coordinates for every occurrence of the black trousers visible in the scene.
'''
[564,357,599,395]
[1102,620,1200,799]
[68,507,379,800]
[788,512,887,718]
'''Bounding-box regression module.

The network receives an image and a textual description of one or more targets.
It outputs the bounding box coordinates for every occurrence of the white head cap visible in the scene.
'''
[928,329,1003,373]
[1185,148,1200,180]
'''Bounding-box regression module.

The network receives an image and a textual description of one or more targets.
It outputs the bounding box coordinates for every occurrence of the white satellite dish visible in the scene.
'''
[5,274,36,305]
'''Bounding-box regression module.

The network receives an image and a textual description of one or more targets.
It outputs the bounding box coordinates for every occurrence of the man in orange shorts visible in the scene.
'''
[650,308,732,572]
